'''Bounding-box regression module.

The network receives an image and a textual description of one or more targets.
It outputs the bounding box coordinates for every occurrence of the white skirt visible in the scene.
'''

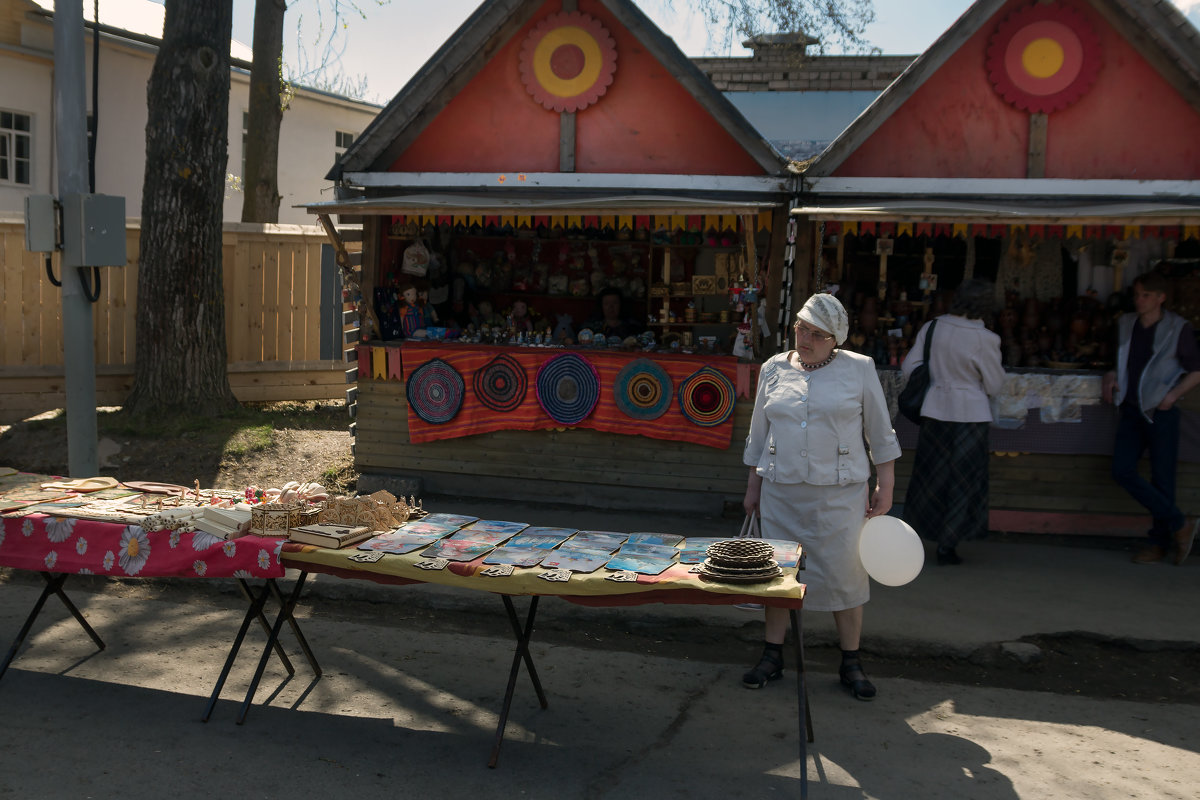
[760,480,870,612]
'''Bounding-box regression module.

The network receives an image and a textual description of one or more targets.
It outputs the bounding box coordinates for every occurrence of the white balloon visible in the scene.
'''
[858,516,924,586]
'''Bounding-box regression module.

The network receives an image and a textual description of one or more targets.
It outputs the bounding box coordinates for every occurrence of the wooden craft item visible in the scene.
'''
[714,253,729,288]
[692,275,718,295]
[296,505,323,527]
[480,564,515,577]
[250,502,300,536]
[606,570,638,582]
[415,558,450,571]
[538,569,572,582]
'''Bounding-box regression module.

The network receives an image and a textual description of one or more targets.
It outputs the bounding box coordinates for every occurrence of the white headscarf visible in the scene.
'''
[796,293,849,345]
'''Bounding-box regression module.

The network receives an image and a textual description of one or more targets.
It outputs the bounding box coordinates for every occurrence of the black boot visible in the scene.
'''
[839,649,876,701]
[742,642,784,689]
[936,545,962,566]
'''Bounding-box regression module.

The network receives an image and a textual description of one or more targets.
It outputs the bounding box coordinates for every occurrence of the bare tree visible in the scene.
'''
[678,0,876,53]
[285,0,382,100]
[240,0,382,223]
[125,0,239,416]
[242,0,287,223]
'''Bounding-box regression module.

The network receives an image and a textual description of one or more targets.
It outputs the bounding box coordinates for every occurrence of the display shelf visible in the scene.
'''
[647,322,733,328]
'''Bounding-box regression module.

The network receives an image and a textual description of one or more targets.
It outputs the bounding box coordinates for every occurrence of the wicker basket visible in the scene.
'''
[706,539,775,567]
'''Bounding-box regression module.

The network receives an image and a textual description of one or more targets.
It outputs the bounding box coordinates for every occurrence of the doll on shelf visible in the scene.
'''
[396,281,424,339]
[416,280,439,328]
[373,283,403,341]
[507,299,536,333]
[473,299,504,329]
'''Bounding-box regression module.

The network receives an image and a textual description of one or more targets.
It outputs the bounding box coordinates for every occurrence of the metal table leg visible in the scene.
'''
[267,578,321,676]
[489,595,548,768]
[790,609,811,800]
[236,571,317,725]
[203,575,321,722]
[235,578,295,675]
[1,572,105,681]
[202,578,274,721]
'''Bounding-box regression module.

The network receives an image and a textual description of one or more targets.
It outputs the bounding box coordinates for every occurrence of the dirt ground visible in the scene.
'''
[0,400,358,495]
[1,401,1197,706]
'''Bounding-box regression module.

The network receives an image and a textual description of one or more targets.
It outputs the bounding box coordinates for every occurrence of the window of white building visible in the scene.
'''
[335,130,354,163]
[0,110,32,186]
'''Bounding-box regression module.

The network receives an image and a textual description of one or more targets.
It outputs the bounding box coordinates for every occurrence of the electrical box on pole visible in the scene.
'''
[24,194,58,253]
[61,193,126,267]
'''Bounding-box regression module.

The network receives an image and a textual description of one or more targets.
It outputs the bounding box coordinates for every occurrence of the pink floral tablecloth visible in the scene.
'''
[0,514,286,579]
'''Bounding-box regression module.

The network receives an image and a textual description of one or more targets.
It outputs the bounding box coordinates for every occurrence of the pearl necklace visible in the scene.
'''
[797,349,838,371]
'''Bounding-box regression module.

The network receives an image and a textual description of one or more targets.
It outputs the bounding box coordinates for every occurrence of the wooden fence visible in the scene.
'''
[0,216,349,423]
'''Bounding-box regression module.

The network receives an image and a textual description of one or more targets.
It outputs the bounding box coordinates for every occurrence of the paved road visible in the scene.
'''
[1,496,1197,798]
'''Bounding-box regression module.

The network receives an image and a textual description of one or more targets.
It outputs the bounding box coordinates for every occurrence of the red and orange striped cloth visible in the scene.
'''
[400,342,740,449]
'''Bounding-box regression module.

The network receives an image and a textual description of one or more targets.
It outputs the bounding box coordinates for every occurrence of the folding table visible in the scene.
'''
[0,510,303,715]
[268,541,813,797]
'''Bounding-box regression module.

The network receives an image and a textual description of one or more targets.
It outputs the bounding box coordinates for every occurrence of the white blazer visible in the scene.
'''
[901,314,1006,423]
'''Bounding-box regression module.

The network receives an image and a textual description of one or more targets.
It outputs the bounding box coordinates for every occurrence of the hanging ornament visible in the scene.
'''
[519,12,618,113]
[986,1,1101,113]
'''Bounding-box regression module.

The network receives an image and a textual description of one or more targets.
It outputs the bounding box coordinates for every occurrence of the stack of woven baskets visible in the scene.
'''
[698,539,781,583]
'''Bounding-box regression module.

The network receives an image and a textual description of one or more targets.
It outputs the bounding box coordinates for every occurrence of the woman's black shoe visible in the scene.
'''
[936,546,962,566]
[839,659,877,701]
[742,647,784,689]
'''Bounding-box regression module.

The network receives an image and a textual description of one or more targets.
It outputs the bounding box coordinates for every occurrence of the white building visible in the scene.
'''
[1,0,380,225]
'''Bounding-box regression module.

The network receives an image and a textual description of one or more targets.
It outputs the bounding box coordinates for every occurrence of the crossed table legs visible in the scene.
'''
[0,571,319,727]
[3,570,811,795]
[225,571,810,798]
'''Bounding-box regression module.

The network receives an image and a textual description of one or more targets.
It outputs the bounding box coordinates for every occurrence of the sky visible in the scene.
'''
[227,0,1200,105]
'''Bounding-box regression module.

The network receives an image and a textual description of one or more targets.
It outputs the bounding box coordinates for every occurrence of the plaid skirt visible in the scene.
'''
[903,420,991,548]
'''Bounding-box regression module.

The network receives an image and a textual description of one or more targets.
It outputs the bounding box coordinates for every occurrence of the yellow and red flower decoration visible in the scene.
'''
[986,1,1101,113]
[519,11,618,113]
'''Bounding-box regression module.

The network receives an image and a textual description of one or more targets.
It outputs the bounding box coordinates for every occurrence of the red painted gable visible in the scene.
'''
[389,0,765,175]
[834,0,1200,180]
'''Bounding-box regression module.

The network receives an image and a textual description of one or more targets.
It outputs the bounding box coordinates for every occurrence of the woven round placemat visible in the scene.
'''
[698,561,783,583]
[678,365,736,427]
[613,358,673,420]
[707,538,775,566]
[473,353,528,413]
[406,358,465,424]
[536,353,600,426]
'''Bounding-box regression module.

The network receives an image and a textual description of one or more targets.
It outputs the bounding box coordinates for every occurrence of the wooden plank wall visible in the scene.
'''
[0,218,346,422]
[354,379,752,514]
[356,375,1196,528]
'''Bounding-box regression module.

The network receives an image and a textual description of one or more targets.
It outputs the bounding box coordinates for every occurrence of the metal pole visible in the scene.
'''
[54,1,98,477]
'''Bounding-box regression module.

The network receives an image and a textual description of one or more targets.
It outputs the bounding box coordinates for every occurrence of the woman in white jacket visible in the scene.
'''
[901,279,1007,565]
[743,293,901,700]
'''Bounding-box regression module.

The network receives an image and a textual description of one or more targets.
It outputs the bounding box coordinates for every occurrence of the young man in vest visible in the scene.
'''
[1103,270,1200,564]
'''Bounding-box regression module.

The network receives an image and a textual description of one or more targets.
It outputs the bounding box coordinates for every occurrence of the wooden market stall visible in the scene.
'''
[305,0,798,513]
[790,0,1200,535]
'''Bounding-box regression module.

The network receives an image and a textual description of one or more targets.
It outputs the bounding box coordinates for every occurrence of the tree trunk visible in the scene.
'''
[125,0,239,416]
[241,0,285,223]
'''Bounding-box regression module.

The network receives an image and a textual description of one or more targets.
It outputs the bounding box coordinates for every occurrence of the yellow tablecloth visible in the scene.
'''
[281,542,804,608]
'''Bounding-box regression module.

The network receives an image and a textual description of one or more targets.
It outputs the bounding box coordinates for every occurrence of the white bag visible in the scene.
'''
[735,510,764,610]
[738,511,761,538]
[401,239,430,277]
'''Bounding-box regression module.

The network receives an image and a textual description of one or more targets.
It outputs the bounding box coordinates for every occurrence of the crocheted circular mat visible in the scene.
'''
[406,358,465,424]
[678,365,735,427]
[535,353,600,426]
[473,353,528,413]
[613,358,673,420]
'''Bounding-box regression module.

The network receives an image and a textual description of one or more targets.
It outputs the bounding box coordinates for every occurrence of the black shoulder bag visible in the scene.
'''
[898,319,937,425]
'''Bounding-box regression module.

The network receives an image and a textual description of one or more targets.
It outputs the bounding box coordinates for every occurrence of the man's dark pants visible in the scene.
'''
[1112,404,1184,546]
